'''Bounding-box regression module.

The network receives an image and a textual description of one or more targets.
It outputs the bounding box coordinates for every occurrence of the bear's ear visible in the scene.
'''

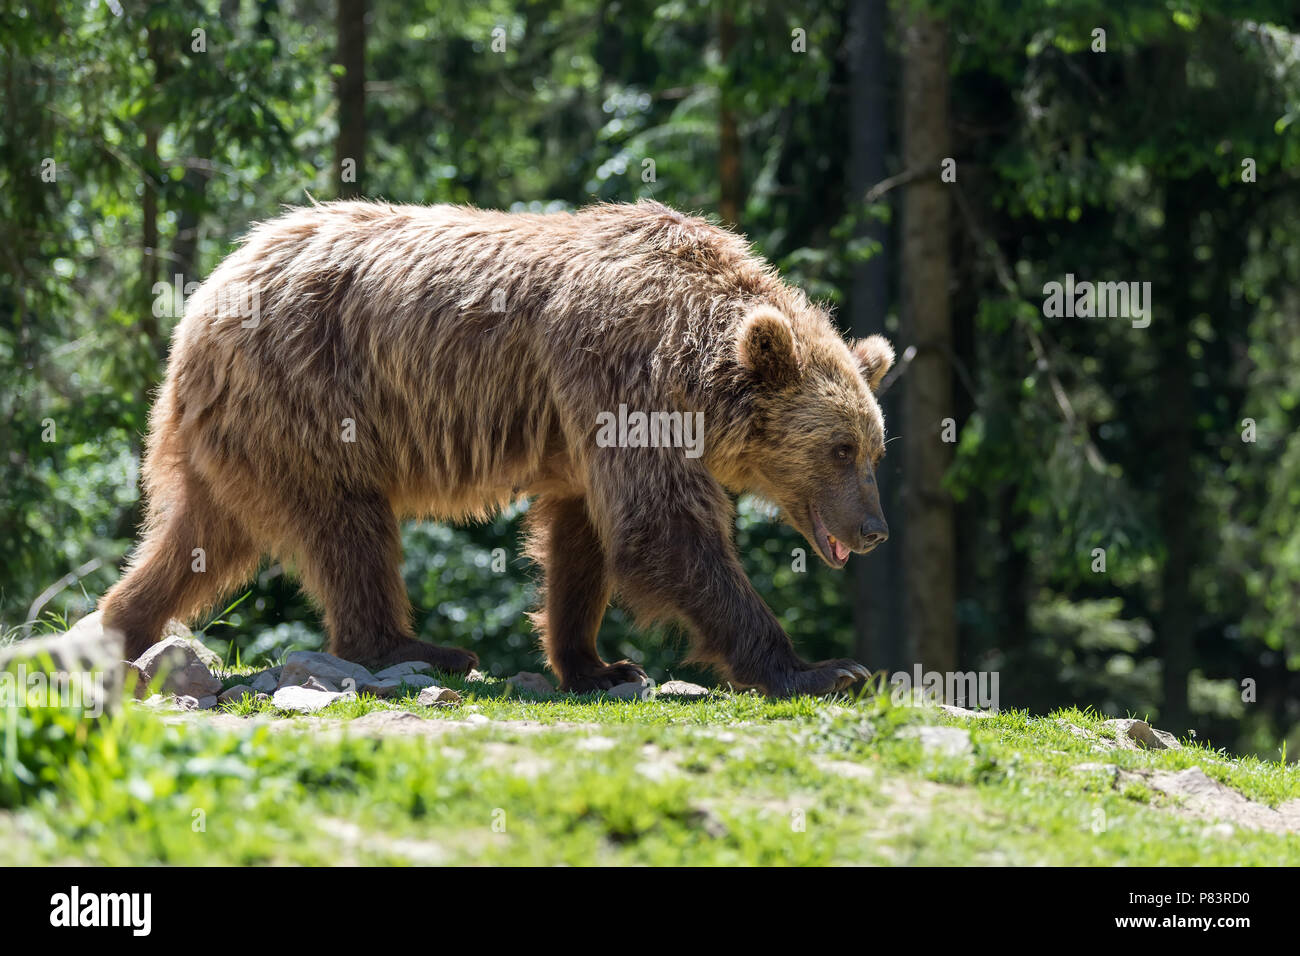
[737,306,800,386]
[850,335,895,392]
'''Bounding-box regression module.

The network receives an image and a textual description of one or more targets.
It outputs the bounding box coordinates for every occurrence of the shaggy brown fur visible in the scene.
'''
[100,199,894,694]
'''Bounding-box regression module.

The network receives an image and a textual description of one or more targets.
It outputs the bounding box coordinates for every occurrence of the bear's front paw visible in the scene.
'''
[764,658,871,698]
[560,660,650,693]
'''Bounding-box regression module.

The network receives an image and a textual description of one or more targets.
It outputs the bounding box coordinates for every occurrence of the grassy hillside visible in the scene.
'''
[3,670,1297,866]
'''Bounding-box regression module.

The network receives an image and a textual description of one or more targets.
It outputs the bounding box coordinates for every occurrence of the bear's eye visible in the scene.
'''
[833,443,855,463]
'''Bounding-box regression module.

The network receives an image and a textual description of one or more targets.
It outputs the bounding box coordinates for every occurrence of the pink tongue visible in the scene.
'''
[832,539,849,563]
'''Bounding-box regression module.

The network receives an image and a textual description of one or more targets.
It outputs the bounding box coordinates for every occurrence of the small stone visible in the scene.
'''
[195,695,219,710]
[162,620,224,671]
[373,661,434,680]
[465,669,488,683]
[217,684,255,704]
[401,674,440,690]
[416,685,463,707]
[0,611,125,715]
[658,680,709,699]
[271,684,356,713]
[505,671,555,697]
[1103,718,1182,751]
[248,668,281,694]
[939,703,993,719]
[463,713,491,725]
[130,636,223,700]
[360,674,440,696]
[300,675,339,693]
[138,693,182,711]
[278,651,375,691]
[607,680,652,701]
[359,677,404,698]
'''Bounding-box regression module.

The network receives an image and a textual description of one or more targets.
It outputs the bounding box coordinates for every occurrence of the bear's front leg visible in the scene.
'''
[600,477,870,697]
[525,495,649,692]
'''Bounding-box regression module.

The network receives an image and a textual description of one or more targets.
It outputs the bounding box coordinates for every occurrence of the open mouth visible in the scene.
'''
[809,505,850,569]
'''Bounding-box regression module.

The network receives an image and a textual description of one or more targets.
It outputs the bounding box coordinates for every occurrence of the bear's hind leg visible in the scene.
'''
[101,472,259,661]
[527,496,645,692]
[292,489,478,675]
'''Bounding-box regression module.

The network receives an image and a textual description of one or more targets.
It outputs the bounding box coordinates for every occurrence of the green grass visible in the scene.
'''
[2,676,1298,865]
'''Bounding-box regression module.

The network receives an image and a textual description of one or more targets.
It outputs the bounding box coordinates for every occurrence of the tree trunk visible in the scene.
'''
[898,7,955,674]
[335,0,366,199]
[173,0,243,298]
[139,24,166,362]
[847,0,905,675]
[717,9,741,225]
[1158,173,1196,732]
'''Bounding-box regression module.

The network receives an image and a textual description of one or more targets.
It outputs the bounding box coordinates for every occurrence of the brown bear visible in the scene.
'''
[100,199,893,696]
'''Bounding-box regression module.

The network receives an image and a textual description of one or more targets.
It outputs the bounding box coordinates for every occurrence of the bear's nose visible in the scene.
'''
[859,516,889,551]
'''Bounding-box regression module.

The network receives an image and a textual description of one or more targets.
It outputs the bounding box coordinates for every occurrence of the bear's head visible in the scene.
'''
[735,305,894,569]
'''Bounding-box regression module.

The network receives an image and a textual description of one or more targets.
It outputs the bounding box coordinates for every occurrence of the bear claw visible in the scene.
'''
[765,658,871,698]
[560,660,650,693]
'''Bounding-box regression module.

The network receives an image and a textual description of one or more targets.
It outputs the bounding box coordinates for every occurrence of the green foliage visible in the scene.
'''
[5,689,1300,864]
[3,0,1300,757]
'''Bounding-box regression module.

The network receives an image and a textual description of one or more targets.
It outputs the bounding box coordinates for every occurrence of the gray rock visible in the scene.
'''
[170,692,218,712]
[1103,718,1182,751]
[248,668,281,694]
[416,685,463,707]
[939,703,993,719]
[658,679,709,699]
[130,635,222,700]
[607,680,653,701]
[401,674,440,690]
[0,609,125,715]
[161,620,223,671]
[217,684,255,704]
[373,661,434,680]
[271,684,357,713]
[898,724,973,757]
[506,671,555,697]
[360,673,444,697]
[300,675,339,693]
[1136,766,1297,834]
[278,651,374,692]
[359,677,405,698]
[138,693,182,711]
